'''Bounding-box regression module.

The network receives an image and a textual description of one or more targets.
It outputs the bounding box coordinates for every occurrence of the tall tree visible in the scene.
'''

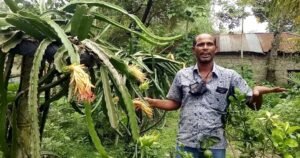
[250,0,300,82]
[214,0,250,32]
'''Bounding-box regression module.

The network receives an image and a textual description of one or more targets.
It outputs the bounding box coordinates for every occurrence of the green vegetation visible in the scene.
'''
[41,98,179,157]
[0,0,299,157]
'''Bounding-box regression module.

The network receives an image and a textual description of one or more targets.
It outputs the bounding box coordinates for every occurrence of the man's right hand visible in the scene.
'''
[143,97,181,111]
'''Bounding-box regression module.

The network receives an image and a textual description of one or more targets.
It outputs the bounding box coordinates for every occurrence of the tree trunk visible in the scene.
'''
[0,51,9,157]
[266,21,284,83]
[141,0,153,25]
[12,55,40,158]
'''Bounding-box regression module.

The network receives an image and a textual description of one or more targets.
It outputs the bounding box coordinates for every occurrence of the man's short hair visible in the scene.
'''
[192,34,217,48]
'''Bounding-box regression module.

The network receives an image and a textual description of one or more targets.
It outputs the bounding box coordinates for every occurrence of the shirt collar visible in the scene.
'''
[192,63,220,78]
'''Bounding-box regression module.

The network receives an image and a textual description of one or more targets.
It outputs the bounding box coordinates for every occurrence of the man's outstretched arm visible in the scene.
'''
[144,98,181,111]
[249,86,286,110]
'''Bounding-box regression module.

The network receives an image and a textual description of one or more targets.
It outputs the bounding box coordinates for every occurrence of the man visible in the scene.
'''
[144,33,286,158]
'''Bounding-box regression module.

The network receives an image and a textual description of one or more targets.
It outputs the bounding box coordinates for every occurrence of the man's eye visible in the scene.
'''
[196,43,204,47]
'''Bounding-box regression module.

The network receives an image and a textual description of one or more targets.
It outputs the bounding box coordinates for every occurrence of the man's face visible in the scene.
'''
[192,34,217,64]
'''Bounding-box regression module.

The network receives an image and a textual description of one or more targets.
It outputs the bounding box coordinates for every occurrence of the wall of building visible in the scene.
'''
[215,54,300,85]
[275,56,300,84]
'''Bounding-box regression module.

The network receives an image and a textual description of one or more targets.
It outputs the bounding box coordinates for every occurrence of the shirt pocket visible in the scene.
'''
[212,86,228,111]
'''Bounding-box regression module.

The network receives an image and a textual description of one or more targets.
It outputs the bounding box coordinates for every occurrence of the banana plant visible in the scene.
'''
[0,0,182,157]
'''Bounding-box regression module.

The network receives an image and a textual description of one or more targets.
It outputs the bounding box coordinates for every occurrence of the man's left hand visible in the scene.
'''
[253,86,287,96]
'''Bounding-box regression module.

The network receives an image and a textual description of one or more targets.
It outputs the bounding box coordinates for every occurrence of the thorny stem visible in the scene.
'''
[38,67,57,86]
[14,74,68,103]
[4,52,15,87]
[140,111,166,134]
[38,75,69,92]
[39,83,69,139]
[0,52,9,157]
[84,102,109,158]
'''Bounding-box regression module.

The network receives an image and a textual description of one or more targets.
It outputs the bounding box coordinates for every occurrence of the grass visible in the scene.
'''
[41,98,180,158]
[41,98,100,158]
[155,111,179,157]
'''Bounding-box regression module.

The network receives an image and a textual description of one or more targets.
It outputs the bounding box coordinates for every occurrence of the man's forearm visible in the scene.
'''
[253,86,286,95]
[145,98,180,111]
[249,86,286,110]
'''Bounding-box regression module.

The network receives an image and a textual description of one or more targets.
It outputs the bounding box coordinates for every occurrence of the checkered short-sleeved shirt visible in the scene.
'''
[167,63,252,149]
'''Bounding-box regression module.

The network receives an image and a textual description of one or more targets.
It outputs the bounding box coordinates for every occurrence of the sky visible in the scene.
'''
[235,7,268,33]
[212,2,269,33]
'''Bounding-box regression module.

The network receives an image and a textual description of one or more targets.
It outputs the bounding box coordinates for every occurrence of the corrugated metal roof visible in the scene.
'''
[216,32,300,54]
[245,34,263,53]
[217,34,264,54]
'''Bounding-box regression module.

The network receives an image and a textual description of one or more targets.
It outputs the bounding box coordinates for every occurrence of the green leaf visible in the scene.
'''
[0,30,20,46]
[93,24,111,40]
[3,0,20,13]
[283,153,293,158]
[62,0,182,41]
[287,126,300,134]
[40,10,67,19]
[129,81,145,102]
[18,11,58,39]
[272,129,284,142]
[77,15,93,41]
[1,31,23,53]
[295,151,300,158]
[28,39,52,157]
[93,14,169,46]
[150,69,166,96]
[6,12,59,40]
[95,38,120,51]
[134,56,153,74]
[84,103,109,158]
[7,83,19,92]
[284,122,290,132]
[45,19,80,64]
[199,136,220,149]
[0,18,11,29]
[100,66,119,131]
[108,55,130,75]
[91,92,103,113]
[67,82,74,102]
[5,14,45,40]
[39,0,47,13]
[70,5,88,39]
[83,39,139,140]
[53,46,68,73]
[138,53,182,65]
[284,138,298,148]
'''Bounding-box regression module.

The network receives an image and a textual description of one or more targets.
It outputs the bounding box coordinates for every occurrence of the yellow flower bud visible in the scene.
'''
[65,64,95,103]
[128,65,146,82]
